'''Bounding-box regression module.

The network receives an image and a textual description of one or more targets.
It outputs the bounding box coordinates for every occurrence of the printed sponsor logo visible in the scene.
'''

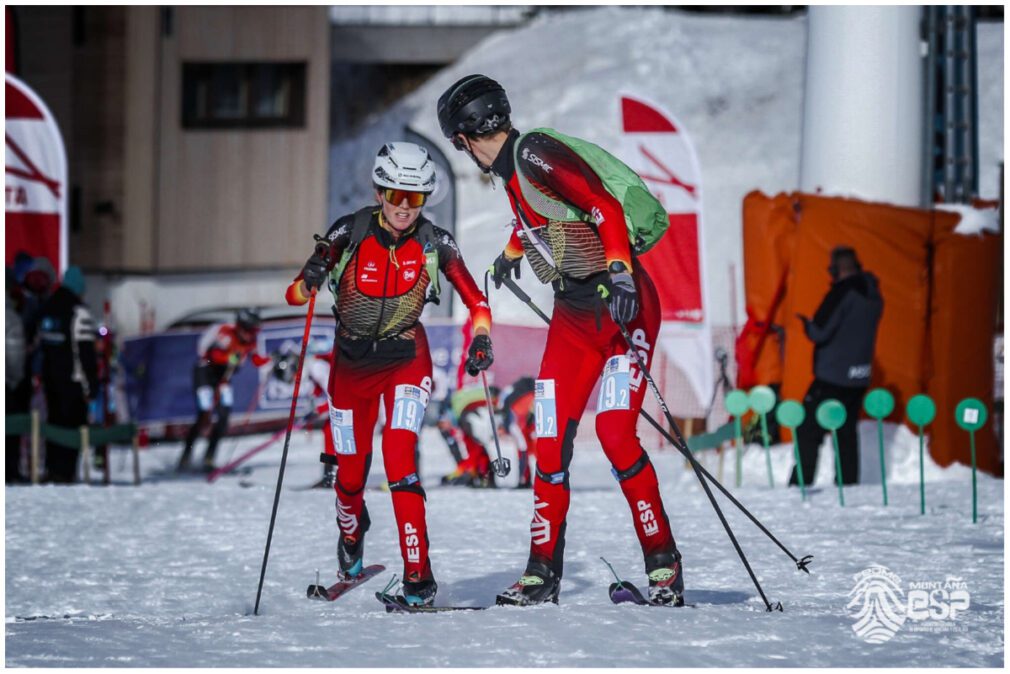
[627,328,651,393]
[636,499,660,537]
[847,565,970,643]
[364,261,378,272]
[531,497,551,545]
[521,147,553,173]
[404,522,421,563]
[337,500,359,536]
[591,206,605,225]
[402,268,417,282]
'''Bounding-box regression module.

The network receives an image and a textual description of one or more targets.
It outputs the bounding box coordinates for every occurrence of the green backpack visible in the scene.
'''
[513,128,669,254]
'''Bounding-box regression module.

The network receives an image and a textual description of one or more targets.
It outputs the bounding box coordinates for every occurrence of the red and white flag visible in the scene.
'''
[616,93,712,409]
[6,72,68,274]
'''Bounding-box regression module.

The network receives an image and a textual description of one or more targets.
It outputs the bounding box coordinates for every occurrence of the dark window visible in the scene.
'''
[182,62,306,129]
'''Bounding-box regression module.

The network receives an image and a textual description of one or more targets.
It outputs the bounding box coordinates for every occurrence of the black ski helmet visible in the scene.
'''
[437,74,511,139]
[236,307,261,332]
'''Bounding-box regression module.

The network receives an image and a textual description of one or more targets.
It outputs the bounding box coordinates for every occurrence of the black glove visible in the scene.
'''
[465,334,494,376]
[605,262,639,325]
[301,245,330,292]
[491,252,522,289]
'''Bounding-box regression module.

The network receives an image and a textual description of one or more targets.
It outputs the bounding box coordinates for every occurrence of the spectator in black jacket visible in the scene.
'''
[38,266,99,483]
[789,246,883,486]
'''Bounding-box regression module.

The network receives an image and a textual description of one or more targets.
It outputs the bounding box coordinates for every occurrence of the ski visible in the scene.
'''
[375,592,487,613]
[601,557,692,608]
[608,581,695,608]
[306,564,385,602]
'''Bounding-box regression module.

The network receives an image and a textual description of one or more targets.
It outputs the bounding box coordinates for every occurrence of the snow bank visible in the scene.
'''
[937,203,1002,236]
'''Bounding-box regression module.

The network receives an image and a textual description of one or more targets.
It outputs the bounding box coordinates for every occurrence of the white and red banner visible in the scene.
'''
[616,93,712,409]
[6,72,68,274]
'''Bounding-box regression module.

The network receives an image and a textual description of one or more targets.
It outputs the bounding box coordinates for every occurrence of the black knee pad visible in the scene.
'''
[537,420,577,489]
[611,452,651,483]
[388,472,426,500]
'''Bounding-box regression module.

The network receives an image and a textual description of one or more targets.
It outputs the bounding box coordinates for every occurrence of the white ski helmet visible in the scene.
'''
[372,142,437,194]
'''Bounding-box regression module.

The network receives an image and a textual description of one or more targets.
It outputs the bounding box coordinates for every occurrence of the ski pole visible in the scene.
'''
[253,281,319,616]
[479,371,511,477]
[499,277,811,573]
[602,304,780,612]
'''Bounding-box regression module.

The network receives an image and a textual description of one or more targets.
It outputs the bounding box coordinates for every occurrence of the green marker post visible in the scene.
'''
[906,394,936,515]
[749,386,777,488]
[816,399,847,507]
[955,398,988,524]
[725,390,750,489]
[775,400,807,501]
[863,388,895,506]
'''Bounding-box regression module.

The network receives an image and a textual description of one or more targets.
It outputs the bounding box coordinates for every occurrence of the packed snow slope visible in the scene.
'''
[328,7,1003,328]
[5,422,1003,667]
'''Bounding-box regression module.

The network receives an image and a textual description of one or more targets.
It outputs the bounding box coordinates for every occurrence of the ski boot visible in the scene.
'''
[645,550,685,606]
[337,506,371,579]
[401,577,438,607]
[495,561,560,606]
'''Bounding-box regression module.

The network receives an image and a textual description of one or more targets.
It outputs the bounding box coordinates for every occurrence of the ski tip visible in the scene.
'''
[306,584,328,600]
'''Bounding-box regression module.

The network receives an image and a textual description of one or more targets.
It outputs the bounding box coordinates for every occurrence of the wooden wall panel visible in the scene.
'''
[155,6,329,271]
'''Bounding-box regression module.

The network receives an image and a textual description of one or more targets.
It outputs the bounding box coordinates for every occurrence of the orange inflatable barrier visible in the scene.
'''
[741,191,1001,475]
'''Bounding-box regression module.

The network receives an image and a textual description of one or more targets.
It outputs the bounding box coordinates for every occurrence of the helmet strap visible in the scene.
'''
[456,134,493,175]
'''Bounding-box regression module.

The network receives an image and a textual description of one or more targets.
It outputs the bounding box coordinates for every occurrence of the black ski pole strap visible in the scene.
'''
[388,472,426,500]
[535,467,567,485]
[611,452,651,482]
[319,453,337,466]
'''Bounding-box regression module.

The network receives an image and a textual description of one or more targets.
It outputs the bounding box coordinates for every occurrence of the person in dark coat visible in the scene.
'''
[790,246,883,487]
[6,270,27,483]
[37,266,99,483]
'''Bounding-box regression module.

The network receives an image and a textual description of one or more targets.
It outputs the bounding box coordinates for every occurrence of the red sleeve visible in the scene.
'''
[286,273,311,306]
[503,227,525,260]
[436,229,492,336]
[517,133,633,271]
[251,353,271,367]
[205,326,235,365]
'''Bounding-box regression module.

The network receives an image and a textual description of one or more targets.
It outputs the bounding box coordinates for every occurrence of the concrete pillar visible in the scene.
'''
[800,6,925,207]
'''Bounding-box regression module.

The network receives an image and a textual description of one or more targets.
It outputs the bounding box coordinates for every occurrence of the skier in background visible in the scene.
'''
[37,266,98,483]
[177,308,271,473]
[500,375,536,488]
[791,246,883,486]
[6,269,27,483]
[286,142,493,607]
[438,75,684,606]
[440,383,499,488]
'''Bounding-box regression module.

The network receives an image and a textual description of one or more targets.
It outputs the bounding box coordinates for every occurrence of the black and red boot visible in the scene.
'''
[495,561,560,606]
[645,550,684,606]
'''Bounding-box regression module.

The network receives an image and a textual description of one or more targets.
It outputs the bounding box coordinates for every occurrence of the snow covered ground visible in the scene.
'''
[5,420,1003,667]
